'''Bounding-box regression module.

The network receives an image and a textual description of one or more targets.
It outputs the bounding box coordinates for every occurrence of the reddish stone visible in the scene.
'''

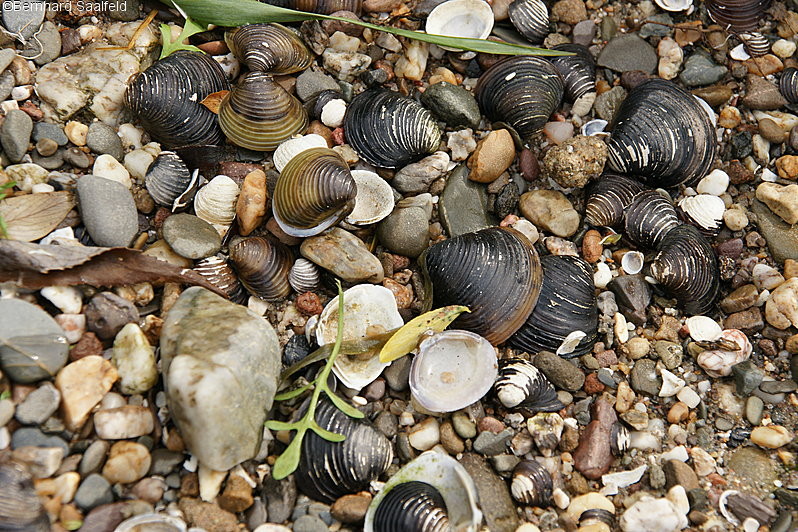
[296,292,323,315]
[332,127,345,145]
[477,416,505,434]
[572,397,617,479]
[595,349,618,367]
[70,331,103,360]
[19,101,43,121]
[583,372,605,394]
[217,162,262,184]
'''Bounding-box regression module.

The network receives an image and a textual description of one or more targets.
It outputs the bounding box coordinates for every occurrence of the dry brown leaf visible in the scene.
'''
[201,90,229,114]
[0,191,75,242]
[0,240,227,297]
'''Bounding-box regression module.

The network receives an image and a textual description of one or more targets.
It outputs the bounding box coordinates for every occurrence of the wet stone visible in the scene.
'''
[162,213,222,260]
[15,382,60,425]
[597,34,657,73]
[439,164,496,237]
[533,351,585,391]
[679,52,727,87]
[420,81,481,129]
[630,359,661,396]
[86,122,123,161]
[376,204,430,258]
[732,360,764,395]
[0,298,69,383]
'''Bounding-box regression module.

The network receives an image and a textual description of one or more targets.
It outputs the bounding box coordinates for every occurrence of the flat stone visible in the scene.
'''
[11,427,68,454]
[573,398,617,480]
[23,21,61,66]
[2,0,45,40]
[300,227,384,283]
[679,52,727,87]
[751,199,798,263]
[0,298,69,383]
[295,70,341,102]
[376,203,429,258]
[0,71,13,101]
[640,13,672,38]
[533,351,585,391]
[0,48,15,73]
[74,473,114,511]
[15,382,60,425]
[663,458,699,492]
[459,453,520,532]
[76,175,138,247]
[597,34,657,73]
[0,109,33,162]
[80,440,110,476]
[420,81,481,129]
[746,395,764,425]
[11,446,63,478]
[440,164,496,237]
[519,189,580,237]
[608,274,651,325]
[743,75,787,110]
[727,447,777,484]
[630,359,661,396]
[467,129,516,184]
[86,122,123,160]
[472,428,513,456]
[261,475,297,525]
[163,213,222,259]
[160,287,281,471]
[94,405,154,439]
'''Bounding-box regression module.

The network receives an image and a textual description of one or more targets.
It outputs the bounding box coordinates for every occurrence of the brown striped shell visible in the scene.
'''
[705,0,771,32]
[225,24,313,74]
[260,0,362,16]
[584,173,647,227]
[229,236,293,302]
[511,460,553,507]
[624,190,680,249]
[193,256,248,304]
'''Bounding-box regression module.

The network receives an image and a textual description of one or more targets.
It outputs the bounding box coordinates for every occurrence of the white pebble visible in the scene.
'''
[198,464,227,502]
[723,207,748,231]
[112,323,158,395]
[407,418,440,451]
[543,121,574,144]
[752,263,785,291]
[31,183,55,193]
[659,368,685,397]
[54,313,86,344]
[761,167,779,182]
[676,386,700,408]
[40,286,83,314]
[594,261,612,289]
[552,487,570,509]
[328,31,361,53]
[614,312,629,344]
[696,168,729,196]
[93,154,132,188]
[629,431,660,451]
[320,98,347,128]
[620,496,688,532]
[10,85,31,101]
[772,39,797,58]
[1,100,19,112]
[660,445,689,462]
[510,218,539,244]
[0,427,8,449]
[117,123,144,150]
[666,485,690,516]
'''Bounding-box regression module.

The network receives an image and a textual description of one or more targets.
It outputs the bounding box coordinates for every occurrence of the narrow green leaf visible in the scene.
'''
[379,305,469,363]
[309,421,346,442]
[274,382,314,401]
[265,419,299,432]
[324,389,365,419]
[159,18,206,59]
[271,431,305,480]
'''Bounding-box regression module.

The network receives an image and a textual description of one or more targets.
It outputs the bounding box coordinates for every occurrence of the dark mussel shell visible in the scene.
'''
[261,0,362,16]
[510,460,553,507]
[0,459,50,532]
[421,227,543,345]
[650,224,720,315]
[475,56,564,144]
[493,358,564,413]
[344,90,441,168]
[272,147,357,237]
[296,398,393,503]
[580,509,615,527]
[229,236,293,302]
[509,255,598,358]
[219,71,308,152]
[624,190,680,250]
[705,0,772,32]
[373,481,449,532]
[508,0,549,44]
[606,79,716,188]
[125,51,229,149]
[584,173,647,227]
[193,256,248,304]
[144,151,198,209]
[225,23,313,74]
[548,43,596,102]
[610,421,630,456]
[780,67,798,104]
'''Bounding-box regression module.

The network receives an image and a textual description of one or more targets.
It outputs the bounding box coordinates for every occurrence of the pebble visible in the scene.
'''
[743,75,787,110]
[407,417,440,450]
[542,135,607,189]
[654,341,682,370]
[447,128,477,161]
[80,440,110,476]
[630,359,661,396]
[0,109,32,162]
[460,453,519,532]
[112,323,157,395]
[85,292,139,340]
[74,473,114,511]
[180,498,239,532]
[76,175,139,247]
[597,34,657,73]
[439,164,495,237]
[102,441,152,484]
[32,122,68,146]
[94,405,154,439]
[724,207,749,231]
[745,395,764,425]
[0,399,14,427]
[2,2,44,40]
[162,213,222,260]
[26,21,61,66]
[473,427,513,456]
[63,147,91,168]
[376,202,430,258]
[330,493,371,524]
[92,153,132,188]
[11,426,68,454]
[594,85,627,122]
[235,169,268,236]
[572,20,597,46]
[727,446,777,484]
[533,351,585,391]
[15,382,60,425]
[293,514,329,532]
[693,84,733,107]
[56,355,118,432]
[551,0,586,24]
[750,199,798,263]
[696,168,729,196]
[301,227,384,283]
[519,189,579,237]
[420,81,480,128]
[679,52,727,86]
[86,122,124,160]
[620,496,688,532]
[664,458,699,491]
[467,129,516,184]
[65,121,89,146]
[657,37,683,80]
[392,151,449,194]
[765,277,798,329]
[750,425,793,448]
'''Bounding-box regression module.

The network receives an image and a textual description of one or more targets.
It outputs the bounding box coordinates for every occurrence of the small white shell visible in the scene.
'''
[273,134,329,173]
[658,368,685,397]
[581,119,609,136]
[345,170,396,225]
[115,513,187,532]
[194,175,239,233]
[678,194,725,234]
[730,43,751,61]
[410,330,498,413]
[696,329,752,378]
[556,330,587,356]
[653,0,692,11]
[718,490,741,526]
[621,251,644,275]
[317,284,404,390]
[425,0,494,52]
[686,315,722,342]
[288,258,320,293]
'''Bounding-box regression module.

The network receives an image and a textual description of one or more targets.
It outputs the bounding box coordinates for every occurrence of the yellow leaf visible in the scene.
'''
[379,305,469,363]
[0,191,74,241]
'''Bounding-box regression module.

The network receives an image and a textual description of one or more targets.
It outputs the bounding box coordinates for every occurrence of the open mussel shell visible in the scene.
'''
[365,451,482,532]
[548,43,596,102]
[344,89,441,169]
[705,0,772,32]
[272,147,357,238]
[0,459,50,532]
[289,257,321,293]
[509,255,598,358]
[297,397,393,503]
[650,224,720,315]
[508,0,549,43]
[606,79,716,188]
[345,170,395,225]
[410,330,498,413]
[511,460,553,507]
[225,23,312,74]
[145,151,198,210]
[219,71,308,152]
[475,56,564,144]
[425,0,494,52]
[229,236,293,302]
[261,0,362,16]
[624,190,680,249]
[677,194,725,237]
[780,67,798,104]
[125,51,229,149]
[193,255,248,304]
[584,173,647,227]
[420,227,543,345]
[493,358,563,412]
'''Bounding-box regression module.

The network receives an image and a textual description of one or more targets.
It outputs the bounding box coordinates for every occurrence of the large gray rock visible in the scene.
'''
[300,227,384,283]
[1,109,33,162]
[0,299,69,383]
[76,175,138,247]
[160,287,281,471]
[751,199,798,263]
[597,34,657,73]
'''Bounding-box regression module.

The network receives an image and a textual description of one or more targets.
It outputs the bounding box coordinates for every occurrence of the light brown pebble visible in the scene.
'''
[64,121,88,146]
[235,169,268,236]
[551,0,587,25]
[331,492,372,524]
[718,107,741,129]
[615,381,635,413]
[131,477,167,504]
[36,138,58,157]
[750,425,794,448]
[102,441,151,484]
[667,401,690,424]
[625,336,650,360]
[439,420,465,454]
[744,54,784,76]
[383,277,413,309]
[784,259,798,279]
[55,355,118,432]
[467,129,516,184]
[582,229,603,263]
[776,155,798,180]
[786,334,798,354]
[217,475,254,513]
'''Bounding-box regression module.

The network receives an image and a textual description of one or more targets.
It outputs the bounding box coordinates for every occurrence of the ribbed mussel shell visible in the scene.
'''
[475,56,564,144]
[296,398,393,503]
[511,460,553,507]
[780,67,798,104]
[624,190,680,249]
[344,90,441,168]
[272,147,357,237]
[289,257,320,293]
[606,79,716,188]
[261,0,362,15]
[584,173,647,227]
[225,24,312,73]
[610,421,630,456]
[373,481,449,532]
[493,358,564,412]
[705,0,771,32]
[0,459,50,532]
[737,32,770,57]
[421,227,543,345]
[125,51,229,148]
[193,256,248,304]
[508,0,549,44]
[548,43,596,102]
[650,224,720,315]
[678,194,726,237]
[509,255,598,358]
[229,237,293,302]
[219,71,308,151]
[145,151,197,209]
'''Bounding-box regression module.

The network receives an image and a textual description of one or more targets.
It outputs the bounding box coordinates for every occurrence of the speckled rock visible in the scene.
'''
[300,227,384,283]
[519,189,580,237]
[542,135,607,188]
[0,109,33,162]
[76,175,138,247]
[597,34,657,73]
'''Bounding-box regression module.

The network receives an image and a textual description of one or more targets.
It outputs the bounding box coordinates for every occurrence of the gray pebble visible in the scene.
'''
[439,165,496,238]
[420,81,481,129]
[80,440,110,476]
[383,355,411,391]
[679,52,727,87]
[33,122,68,145]
[374,410,398,438]
[293,514,328,532]
[86,122,123,161]
[759,380,797,394]
[639,13,673,38]
[473,428,513,456]
[607,274,652,325]
[533,351,585,392]
[731,360,763,396]
[392,151,448,194]
[0,71,13,101]
[572,20,597,46]
[654,341,683,370]
[597,34,657,73]
[15,381,60,425]
[0,109,32,162]
[262,475,297,525]
[594,85,627,122]
[597,291,618,316]
[745,395,764,425]
[2,0,45,40]
[295,70,341,102]
[21,21,61,66]
[752,385,786,404]
[162,213,222,259]
[714,416,734,431]
[630,359,661,396]
[84,291,139,340]
[108,0,140,20]
[0,398,14,426]
[74,473,114,511]
[76,175,138,247]
[11,426,69,454]
[452,410,477,439]
[246,499,268,531]
[0,48,15,73]
[490,454,521,473]
[31,149,64,170]
[63,147,91,168]
[376,205,429,258]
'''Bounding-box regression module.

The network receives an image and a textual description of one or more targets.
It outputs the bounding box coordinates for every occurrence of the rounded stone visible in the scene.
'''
[162,213,222,260]
[76,175,138,247]
[420,81,481,129]
[102,441,151,484]
[86,122,124,161]
[376,205,430,258]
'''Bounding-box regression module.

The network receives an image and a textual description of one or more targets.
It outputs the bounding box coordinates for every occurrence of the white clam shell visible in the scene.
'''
[581,118,609,136]
[425,0,494,52]
[273,134,328,173]
[409,330,498,413]
[685,315,723,342]
[556,330,587,356]
[115,513,187,532]
[659,368,685,397]
[678,194,725,233]
[193,175,239,232]
[621,250,645,275]
[345,170,396,225]
[317,284,403,390]
[696,329,752,378]
[654,0,692,11]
